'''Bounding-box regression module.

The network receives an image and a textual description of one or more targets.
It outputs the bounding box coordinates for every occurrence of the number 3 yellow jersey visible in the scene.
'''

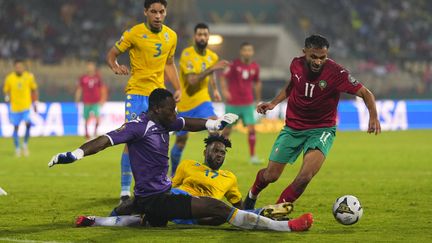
[176,46,219,112]
[3,71,37,112]
[115,23,177,96]
[172,159,242,205]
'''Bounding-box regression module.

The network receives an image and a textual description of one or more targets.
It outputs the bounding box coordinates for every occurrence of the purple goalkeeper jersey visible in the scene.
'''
[105,113,185,197]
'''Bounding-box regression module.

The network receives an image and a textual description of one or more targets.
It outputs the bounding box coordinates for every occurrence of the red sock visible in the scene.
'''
[276,184,304,203]
[250,169,269,196]
[248,132,256,156]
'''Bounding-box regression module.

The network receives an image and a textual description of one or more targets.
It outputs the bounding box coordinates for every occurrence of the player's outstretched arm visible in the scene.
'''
[165,57,181,102]
[48,136,112,168]
[355,86,381,135]
[257,81,291,114]
[182,113,239,132]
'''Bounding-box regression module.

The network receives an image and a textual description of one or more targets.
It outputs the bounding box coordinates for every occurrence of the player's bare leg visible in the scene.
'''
[170,133,188,177]
[84,118,90,139]
[12,125,20,157]
[191,196,312,231]
[247,124,261,164]
[244,161,285,209]
[22,122,31,156]
[276,149,325,203]
[94,116,100,138]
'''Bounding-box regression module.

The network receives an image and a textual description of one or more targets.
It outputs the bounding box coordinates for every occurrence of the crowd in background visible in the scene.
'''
[1,0,431,98]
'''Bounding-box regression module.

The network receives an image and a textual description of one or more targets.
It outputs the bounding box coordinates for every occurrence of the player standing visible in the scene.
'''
[170,23,229,176]
[3,59,38,157]
[75,61,107,139]
[243,34,381,209]
[106,0,181,201]
[220,42,262,164]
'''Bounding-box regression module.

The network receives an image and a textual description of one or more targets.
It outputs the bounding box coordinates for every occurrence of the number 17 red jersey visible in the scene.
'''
[285,56,362,130]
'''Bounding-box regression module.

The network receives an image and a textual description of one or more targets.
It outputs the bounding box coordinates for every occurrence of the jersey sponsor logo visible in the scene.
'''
[186,61,193,71]
[319,80,327,90]
[294,74,302,82]
[164,32,170,42]
[348,74,359,86]
[142,34,148,39]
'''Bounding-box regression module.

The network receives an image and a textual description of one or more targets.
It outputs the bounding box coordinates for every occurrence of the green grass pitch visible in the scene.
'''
[0,130,431,242]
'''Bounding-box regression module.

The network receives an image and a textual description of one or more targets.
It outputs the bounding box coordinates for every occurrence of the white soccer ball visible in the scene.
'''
[332,195,363,225]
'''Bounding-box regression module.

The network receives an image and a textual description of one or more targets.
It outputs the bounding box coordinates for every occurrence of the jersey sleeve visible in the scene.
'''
[179,50,195,75]
[171,159,188,188]
[3,76,10,93]
[105,121,144,145]
[167,32,177,60]
[167,117,185,132]
[336,70,363,94]
[224,174,242,205]
[115,28,133,53]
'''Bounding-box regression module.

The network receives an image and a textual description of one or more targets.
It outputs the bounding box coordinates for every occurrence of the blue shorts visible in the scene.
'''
[9,110,31,126]
[170,188,197,225]
[177,102,216,136]
[125,94,149,122]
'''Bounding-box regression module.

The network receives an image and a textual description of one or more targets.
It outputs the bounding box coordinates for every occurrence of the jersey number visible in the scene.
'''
[305,82,315,98]
[154,43,162,57]
[205,169,219,179]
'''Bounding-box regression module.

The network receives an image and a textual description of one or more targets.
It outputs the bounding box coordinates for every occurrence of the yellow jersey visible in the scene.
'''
[176,46,219,112]
[172,159,242,205]
[115,23,177,96]
[3,71,37,112]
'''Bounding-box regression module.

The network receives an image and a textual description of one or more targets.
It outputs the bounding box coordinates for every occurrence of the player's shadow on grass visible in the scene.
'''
[0,222,72,237]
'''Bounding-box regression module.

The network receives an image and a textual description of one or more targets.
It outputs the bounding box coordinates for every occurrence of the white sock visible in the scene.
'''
[249,190,258,200]
[93,215,141,227]
[227,208,291,231]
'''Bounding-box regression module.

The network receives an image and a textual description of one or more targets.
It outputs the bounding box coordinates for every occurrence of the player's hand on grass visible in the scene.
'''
[368,117,381,135]
[111,64,129,75]
[257,102,276,114]
[205,113,239,132]
[48,149,84,168]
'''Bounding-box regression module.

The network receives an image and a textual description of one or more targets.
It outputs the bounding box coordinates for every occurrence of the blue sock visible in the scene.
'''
[13,128,19,150]
[120,153,132,195]
[24,124,31,144]
[170,144,183,177]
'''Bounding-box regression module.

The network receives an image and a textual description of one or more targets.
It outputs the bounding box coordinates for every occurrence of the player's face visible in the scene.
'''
[303,47,328,73]
[156,97,177,127]
[144,3,166,31]
[240,45,254,62]
[86,62,96,76]
[205,141,227,170]
[14,62,25,75]
[194,28,209,50]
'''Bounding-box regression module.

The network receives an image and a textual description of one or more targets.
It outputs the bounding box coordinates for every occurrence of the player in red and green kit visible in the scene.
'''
[220,42,262,164]
[243,34,381,209]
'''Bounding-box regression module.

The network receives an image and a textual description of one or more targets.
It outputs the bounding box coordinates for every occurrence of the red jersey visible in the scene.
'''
[78,74,104,104]
[223,59,260,105]
[286,57,362,130]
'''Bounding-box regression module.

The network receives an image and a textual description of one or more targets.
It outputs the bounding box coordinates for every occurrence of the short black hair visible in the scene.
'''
[14,59,24,64]
[194,23,209,33]
[144,0,167,9]
[204,134,232,148]
[148,88,173,110]
[304,34,330,49]
[240,42,253,48]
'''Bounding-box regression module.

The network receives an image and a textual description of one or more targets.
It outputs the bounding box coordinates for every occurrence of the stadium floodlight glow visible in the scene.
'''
[209,35,223,45]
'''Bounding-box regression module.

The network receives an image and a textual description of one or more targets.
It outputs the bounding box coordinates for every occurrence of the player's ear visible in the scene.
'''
[143,9,147,17]
[302,48,306,54]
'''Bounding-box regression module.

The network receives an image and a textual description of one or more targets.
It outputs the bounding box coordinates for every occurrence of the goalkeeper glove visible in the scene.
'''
[205,113,239,132]
[48,149,84,168]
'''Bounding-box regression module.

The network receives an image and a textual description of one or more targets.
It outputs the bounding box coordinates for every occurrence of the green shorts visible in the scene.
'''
[225,104,256,126]
[269,126,336,164]
[83,104,100,120]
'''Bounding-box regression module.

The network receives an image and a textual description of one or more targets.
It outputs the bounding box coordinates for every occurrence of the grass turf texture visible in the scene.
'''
[0,130,431,242]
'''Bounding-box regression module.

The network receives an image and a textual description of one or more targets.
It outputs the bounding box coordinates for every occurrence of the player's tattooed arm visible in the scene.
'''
[355,86,381,135]
[257,80,291,114]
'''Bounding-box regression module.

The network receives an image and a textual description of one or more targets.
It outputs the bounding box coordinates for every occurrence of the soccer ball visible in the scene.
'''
[332,195,363,225]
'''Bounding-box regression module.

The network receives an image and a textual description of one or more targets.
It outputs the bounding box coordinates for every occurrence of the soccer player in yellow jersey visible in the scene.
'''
[3,60,38,157]
[170,23,229,177]
[106,0,181,201]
